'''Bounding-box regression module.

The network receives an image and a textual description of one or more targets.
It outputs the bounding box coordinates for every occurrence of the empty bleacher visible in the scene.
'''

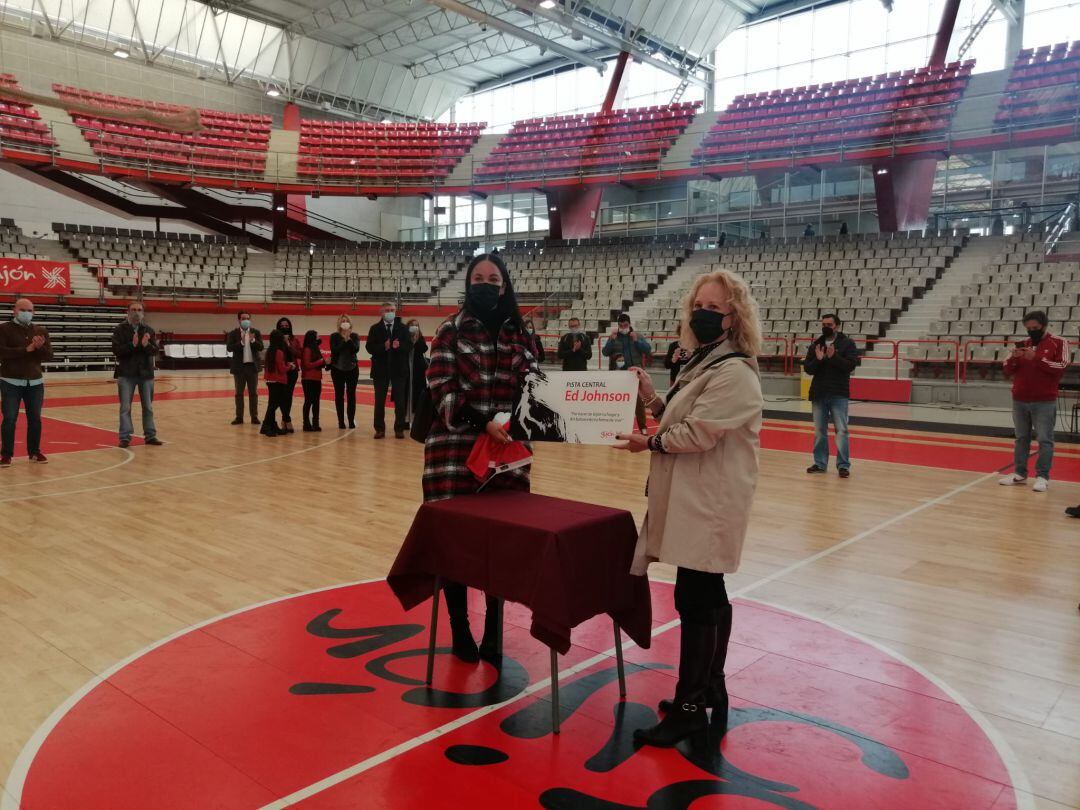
[694,62,974,164]
[626,234,961,367]
[52,84,271,176]
[297,121,483,183]
[512,235,696,343]
[0,74,57,153]
[478,103,699,181]
[35,302,127,372]
[917,235,1080,378]
[994,40,1080,133]
[0,219,50,259]
[272,241,475,302]
[55,225,248,298]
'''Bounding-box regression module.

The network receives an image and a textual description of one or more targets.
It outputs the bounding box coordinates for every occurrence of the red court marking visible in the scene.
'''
[1,416,135,457]
[12,580,1018,809]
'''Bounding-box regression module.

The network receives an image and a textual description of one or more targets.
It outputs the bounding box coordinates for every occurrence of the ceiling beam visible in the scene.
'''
[499,0,713,86]
[425,0,606,72]
[468,46,617,92]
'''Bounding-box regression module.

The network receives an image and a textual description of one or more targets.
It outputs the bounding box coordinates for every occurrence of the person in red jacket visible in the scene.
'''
[300,329,326,432]
[1000,311,1069,492]
[260,329,295,438]
[275,317,302,434]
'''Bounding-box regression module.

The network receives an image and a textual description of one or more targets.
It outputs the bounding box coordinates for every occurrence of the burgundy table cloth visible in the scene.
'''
[388,491,652,655]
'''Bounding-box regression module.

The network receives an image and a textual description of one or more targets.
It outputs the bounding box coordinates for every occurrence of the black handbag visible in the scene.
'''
[410,388,435,443]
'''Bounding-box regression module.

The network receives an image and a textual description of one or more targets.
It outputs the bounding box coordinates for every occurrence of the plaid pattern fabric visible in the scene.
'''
[422,311,536,502]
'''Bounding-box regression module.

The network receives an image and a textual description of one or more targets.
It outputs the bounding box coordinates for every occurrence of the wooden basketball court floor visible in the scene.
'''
[1,371,1077,809]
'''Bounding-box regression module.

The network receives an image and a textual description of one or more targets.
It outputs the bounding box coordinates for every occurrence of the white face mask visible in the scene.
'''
[409,325,419,334]
[615,360,626,369]
[619,327,630,335]
[341,322,351,331]
[383,312,395,323]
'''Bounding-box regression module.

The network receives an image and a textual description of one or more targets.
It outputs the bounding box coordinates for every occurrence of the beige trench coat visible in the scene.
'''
[630,345,763,575]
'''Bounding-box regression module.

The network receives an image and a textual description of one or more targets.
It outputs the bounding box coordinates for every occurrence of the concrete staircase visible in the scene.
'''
[267,130,299,182]
[658,113,714,173]
[625,248,719,326]
[36,104,97,160]
[240,251,277,301]
[949,70,1009,135]
[858,235,1005,378]
[427,266,465,306]
[445,134,500,186]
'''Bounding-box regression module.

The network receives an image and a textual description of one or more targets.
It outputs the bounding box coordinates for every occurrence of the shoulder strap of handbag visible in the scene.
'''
[666,351,749,403]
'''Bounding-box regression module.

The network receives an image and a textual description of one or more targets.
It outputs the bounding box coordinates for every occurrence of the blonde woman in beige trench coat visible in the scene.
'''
[614,269,764,747]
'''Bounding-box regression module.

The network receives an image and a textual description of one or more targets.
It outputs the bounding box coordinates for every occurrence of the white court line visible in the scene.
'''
[259,467,1014,809]
[0,446,135,490]
[0,430,356,504]
[749,598,1036,810]
[0,465,1033,810]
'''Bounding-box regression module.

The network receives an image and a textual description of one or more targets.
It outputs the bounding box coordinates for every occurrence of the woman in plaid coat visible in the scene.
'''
[424,252,537,662]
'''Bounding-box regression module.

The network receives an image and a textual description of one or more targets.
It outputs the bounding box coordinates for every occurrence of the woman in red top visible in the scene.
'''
[260,329,295,437]
[300,329,326,432]
[275,317,303,434]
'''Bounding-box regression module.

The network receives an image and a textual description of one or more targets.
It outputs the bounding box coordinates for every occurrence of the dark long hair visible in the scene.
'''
[464,252,522,326]
[266,329,286,371]
[276,317,296,359]
[303,329,320,360]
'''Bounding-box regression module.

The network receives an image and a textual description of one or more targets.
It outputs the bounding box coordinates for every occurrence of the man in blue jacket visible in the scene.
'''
[603,314,652,433]
[803,313,860,478]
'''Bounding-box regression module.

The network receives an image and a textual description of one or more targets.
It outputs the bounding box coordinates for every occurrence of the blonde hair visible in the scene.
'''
[336,314,353,330]
[679,269,762,356]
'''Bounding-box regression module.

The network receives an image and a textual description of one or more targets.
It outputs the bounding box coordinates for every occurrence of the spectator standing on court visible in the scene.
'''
[111,301,163,448]
[0,298,52,466]
[803,314,860,478]
[664,324,690,385]
[1000,311,1068,492]
[226,312,262,425]
[405,318,429,425]
[557,317,592,371]
[523,318,546,363]
[300,329,325,432]
[366,302,411,439]
[330,314,360,430]
[275,317,301,434]
[604,314,651,433]
[260,330,295,438]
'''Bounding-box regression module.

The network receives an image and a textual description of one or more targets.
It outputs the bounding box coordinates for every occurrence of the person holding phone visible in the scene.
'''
[1000,311,1068,492]
[557,317,592,371]
[803,313,860,478]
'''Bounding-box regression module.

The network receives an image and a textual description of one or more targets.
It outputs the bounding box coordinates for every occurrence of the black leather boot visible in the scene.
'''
[659,604,732,718]
[635,621,715,747]
[443,582,479,663]
[478,596,503,661]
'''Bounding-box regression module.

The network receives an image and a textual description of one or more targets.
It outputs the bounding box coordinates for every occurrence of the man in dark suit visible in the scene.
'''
[365,302,411,439]
[226,311,263,425]
[557,317,592,371]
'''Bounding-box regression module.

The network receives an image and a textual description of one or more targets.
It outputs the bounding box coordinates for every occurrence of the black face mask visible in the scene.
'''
[690,309,729,345]
[821,325,835,338]
[278,324,291,335]
[1028,329,1045,344]
[467,282,501,314]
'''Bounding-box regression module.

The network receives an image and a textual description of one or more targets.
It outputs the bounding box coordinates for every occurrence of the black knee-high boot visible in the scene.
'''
[636,618,716,747]
[443,582,479,663]
[708,603,732,727]
[479,596,503,661]
[658,602,732,716]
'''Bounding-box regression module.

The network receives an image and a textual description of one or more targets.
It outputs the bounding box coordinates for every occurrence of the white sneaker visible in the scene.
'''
[1032,477,1048,493]
[999,474,1027,486]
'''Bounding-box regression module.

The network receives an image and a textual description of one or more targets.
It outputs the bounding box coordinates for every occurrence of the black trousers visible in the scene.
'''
[330,366,359,425]
[232,364,259,419]
[264,382,288,429]
[373,372,408,432]
[281,370,298,423]
[301,379,321,427]
[674,567,729,625]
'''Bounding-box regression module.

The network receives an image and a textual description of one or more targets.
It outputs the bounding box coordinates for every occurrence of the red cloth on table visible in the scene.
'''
[466,429,533,482]
[387,491,652,655]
